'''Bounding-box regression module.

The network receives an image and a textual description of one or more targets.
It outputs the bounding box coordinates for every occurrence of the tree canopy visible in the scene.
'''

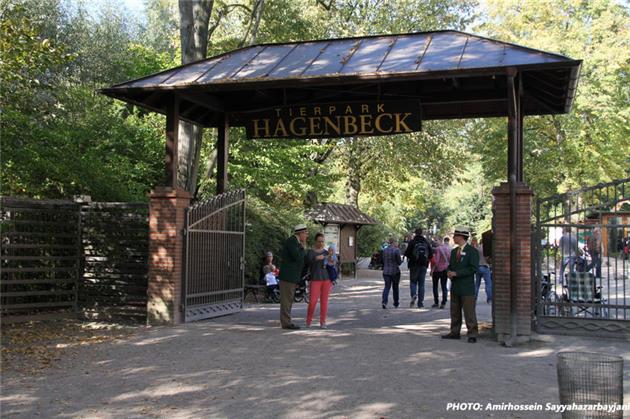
[1,0,628,255]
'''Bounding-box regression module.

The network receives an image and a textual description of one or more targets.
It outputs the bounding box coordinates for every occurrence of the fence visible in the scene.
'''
[1,197,149,323]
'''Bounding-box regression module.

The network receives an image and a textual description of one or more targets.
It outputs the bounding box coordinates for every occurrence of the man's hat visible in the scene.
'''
[453,226,471,239]
[294,223,308,233]
[265,251,273,257]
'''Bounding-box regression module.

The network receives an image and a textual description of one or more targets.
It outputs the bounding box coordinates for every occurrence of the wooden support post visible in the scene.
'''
[166,95,180,187]
[216,114,229,195]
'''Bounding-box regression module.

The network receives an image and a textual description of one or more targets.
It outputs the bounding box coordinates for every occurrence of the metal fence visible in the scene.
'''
[1,197,149,323]
[184,190,246,322]
[533,178,630,338]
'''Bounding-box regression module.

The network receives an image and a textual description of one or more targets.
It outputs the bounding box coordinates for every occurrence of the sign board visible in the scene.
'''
[244,101,421,139]
[324,224,340,253]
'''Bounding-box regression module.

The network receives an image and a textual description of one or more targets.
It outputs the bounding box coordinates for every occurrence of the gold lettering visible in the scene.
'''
[343,115,359,135]
[273,119,288,137]
[361,104,369,113]
[377,103,384,112]
[314,107,321,116]
[274,108,282,117]
[323,116,341,136]
[289,117,307,136]
[252,119,271,137]
[288,108,293,117]
[359,114,374,134]
[309,117,323,136]
[375,113,393,133]
[329,106,336,115]
[345,105,353,114]
[394,113,413,132]
[299,107,307,116]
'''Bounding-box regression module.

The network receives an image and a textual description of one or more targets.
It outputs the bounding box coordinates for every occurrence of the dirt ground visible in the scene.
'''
[1,269,629,418]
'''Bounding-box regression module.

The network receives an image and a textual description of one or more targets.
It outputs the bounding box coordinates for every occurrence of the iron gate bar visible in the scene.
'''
[533,177,630,339]
[183,190,246,322]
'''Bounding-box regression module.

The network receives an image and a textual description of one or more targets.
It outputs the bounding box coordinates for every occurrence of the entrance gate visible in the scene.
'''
[533,178,630,338]
[183,190,246,322]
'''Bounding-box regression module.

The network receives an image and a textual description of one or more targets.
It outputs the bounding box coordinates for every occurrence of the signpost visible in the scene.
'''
[243,101,422,139]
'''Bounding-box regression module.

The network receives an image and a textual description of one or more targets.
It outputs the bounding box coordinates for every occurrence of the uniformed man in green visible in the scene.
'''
[278,224,308,329]
[442,226,480,343]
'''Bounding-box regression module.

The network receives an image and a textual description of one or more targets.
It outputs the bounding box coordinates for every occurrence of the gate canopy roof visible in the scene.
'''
[101,30,581,127]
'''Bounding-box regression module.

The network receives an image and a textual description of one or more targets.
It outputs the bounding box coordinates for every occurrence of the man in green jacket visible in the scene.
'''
[278,224,308,329]
[442,226,480,343]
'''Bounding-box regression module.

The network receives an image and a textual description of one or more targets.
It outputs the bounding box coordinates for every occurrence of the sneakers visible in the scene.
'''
[467,337,477,343]
[431,303,439,308]
[382,303,387,309]
[439,303,445,309]
[320,324,328,329]
[418,303,424,308]
[409,296,417,308]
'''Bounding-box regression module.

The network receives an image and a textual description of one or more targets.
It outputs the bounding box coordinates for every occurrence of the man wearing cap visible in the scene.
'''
[278,224,308,330]
[442,227,480,343]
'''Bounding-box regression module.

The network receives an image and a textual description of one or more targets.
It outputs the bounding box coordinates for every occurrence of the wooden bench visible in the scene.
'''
[244,284,266,303]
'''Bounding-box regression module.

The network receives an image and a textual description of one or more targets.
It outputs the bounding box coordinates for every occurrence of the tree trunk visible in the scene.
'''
[177,0,213,192]
[345,137,362,208]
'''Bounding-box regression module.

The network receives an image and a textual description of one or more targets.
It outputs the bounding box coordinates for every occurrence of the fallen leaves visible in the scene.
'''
[1,319,137,375]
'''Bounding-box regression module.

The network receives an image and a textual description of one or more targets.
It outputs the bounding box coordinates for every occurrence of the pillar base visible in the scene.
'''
[147,187,191,325]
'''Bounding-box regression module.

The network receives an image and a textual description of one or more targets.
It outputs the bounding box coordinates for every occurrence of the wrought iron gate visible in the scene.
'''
[183,190,246,322]
[533,178,630,338]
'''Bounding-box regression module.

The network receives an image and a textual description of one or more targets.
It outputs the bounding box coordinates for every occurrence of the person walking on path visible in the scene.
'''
[559,227,578,285]
[305,232,333,328]
[472,235,493,304]
[404,228,433,308]
[381,237,402,309]
[431,237,451,309]
[442,227,479,343]
[278,224,308,330]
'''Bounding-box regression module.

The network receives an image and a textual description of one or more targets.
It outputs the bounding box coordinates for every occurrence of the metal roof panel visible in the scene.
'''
[197,46,265,83]
[232,44,296,79]
[343,36,393,74]
[301,39,357,76]
[268,42,325,78]
[417,32,468,72]
[377,34,431,73]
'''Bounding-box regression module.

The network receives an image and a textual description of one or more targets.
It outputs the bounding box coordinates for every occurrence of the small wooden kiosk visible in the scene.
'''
[305,203,378,277]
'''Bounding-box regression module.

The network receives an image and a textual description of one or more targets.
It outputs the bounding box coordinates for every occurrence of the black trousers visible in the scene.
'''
[432,270,448,305]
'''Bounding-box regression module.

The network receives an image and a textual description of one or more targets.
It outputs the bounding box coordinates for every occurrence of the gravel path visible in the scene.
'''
[2,269,629,418]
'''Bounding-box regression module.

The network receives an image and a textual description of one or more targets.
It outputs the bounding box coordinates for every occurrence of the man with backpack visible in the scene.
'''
[404,228,433,308]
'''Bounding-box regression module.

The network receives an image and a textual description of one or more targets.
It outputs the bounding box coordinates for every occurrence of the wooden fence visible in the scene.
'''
[1,197,148,323]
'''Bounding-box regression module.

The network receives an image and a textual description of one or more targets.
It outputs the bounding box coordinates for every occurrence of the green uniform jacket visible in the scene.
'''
[278,235,306,284]
[448,243,479,296]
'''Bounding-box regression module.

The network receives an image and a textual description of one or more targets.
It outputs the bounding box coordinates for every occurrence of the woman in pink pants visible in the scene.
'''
[305,232,333,328]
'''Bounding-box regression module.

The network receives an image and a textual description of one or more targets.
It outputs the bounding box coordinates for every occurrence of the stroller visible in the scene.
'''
[368,250,383,270]
[293,270,310,303]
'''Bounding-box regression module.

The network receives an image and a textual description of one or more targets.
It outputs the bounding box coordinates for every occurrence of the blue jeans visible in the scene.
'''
[559,256,576,285]
[382,273,400,306]
[409,265,427,306]
[474,265,493,302]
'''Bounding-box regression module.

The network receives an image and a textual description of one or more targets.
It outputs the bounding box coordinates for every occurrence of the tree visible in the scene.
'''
[474,0,630,197]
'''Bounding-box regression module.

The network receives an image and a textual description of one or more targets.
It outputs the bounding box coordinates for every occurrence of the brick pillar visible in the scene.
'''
[147,187,191,325]
[492,182,534,344]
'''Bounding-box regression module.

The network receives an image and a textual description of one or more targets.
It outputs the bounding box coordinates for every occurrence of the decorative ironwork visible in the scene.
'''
[183,190,246,322]
[533,178,630,338]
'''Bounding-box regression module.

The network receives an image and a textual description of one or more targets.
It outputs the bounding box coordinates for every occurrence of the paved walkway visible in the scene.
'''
[2,269,629,418]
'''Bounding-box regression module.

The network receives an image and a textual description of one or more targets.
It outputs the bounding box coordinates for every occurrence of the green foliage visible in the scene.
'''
[357,223,397,257]
[475,0,630,196]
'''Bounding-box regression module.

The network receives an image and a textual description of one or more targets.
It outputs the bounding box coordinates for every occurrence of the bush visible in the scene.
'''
[357,223,394,257]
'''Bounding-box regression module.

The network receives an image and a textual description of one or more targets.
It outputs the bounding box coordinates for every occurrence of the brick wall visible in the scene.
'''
[492,182,534,343]
[147,187,191,325]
